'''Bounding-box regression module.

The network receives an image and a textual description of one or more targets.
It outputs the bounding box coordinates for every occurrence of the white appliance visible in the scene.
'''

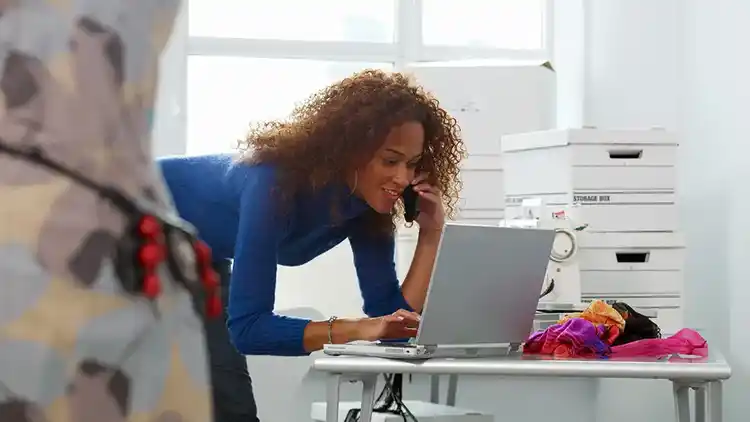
[501,198,583,305]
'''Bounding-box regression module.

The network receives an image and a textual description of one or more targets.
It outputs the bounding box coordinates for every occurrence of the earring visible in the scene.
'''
[351,170,358,194]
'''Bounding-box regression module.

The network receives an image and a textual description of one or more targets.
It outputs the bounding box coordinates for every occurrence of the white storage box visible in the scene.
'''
[459,169,504,213]
[457,154,505,224]
[580,271,683,296]
[576,232,685,333]
[455,209,506,226]
[577,232,685,295]
[501,128,678,197]
[505,191,678,232]
[311,401,493,422]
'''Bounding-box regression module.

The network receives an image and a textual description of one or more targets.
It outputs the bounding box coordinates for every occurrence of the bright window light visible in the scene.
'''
[422,0,546,49]
[159,1,551,157]
[186,57,393,156]
[188,0,396,43]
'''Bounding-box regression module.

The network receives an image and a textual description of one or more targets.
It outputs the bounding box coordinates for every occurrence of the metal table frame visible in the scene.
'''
[314,353,730,422]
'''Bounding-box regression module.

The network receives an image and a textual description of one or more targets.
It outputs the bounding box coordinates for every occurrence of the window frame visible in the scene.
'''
[153,0,554,156]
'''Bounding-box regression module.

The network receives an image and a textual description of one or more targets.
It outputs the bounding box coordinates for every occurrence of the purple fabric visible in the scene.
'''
[524,318,612,358]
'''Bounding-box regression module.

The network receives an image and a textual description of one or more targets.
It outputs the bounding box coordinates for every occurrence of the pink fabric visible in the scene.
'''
[610,328,708,358]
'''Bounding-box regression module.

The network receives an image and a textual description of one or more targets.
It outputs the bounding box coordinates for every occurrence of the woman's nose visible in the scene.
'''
[394,166,413,187]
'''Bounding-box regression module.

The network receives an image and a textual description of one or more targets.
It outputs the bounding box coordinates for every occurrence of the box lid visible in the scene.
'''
[501,127,678,153]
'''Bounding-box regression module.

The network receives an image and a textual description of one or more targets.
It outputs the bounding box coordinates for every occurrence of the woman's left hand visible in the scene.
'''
[411,174,445,231]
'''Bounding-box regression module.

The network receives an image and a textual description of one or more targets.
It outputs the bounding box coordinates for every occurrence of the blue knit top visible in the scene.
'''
[158,154,410,355]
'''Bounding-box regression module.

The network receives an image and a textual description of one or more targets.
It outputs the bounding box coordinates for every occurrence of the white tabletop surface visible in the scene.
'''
[313,351,731,381]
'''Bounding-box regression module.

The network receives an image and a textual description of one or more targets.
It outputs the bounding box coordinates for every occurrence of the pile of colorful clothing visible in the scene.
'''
[523,300,708,359]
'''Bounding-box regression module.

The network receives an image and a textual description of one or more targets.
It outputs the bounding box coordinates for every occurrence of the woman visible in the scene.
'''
[158,69,466,421]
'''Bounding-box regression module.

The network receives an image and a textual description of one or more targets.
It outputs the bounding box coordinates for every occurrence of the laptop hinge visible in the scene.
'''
[423,344,438,352]
[508,342,522,354]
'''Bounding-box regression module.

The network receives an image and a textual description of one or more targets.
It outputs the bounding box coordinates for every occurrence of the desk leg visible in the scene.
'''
[446,374,459,406]
[673,383,690,422]
[358,374,379,422]
[694,386,707,422]
[326,374,341,422]
[707,381,723,422]
[430,375,440,403]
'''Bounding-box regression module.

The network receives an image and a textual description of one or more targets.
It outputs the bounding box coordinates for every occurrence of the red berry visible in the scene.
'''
[137,215,161,237]
[206,294,222,318]
[201,269,219,289]
[142,274,161,298]
[138,243,163,267]
[194,241,212,262]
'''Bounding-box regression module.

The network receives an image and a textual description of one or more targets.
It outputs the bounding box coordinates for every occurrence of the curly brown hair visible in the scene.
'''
[237,69,467,235]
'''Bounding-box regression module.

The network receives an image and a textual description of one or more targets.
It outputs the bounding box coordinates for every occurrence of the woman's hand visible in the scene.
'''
[411,174,445,232]
[356,309,421,341]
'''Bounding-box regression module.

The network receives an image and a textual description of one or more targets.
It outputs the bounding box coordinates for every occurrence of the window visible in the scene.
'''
[187,57,392,155]
[154,1,552,157]
[188,0,396,43]
[422,0,546,49]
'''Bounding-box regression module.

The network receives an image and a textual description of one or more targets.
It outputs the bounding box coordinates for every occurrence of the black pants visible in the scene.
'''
[204,260,260,422]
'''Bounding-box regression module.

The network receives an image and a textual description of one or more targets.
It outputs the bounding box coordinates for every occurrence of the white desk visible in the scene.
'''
[313,351,731,422]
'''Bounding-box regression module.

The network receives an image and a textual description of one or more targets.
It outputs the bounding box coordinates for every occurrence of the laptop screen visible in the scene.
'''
[415,223,555,346]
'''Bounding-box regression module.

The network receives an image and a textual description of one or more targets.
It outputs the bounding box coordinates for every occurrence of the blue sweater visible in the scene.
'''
[158,154,410,356]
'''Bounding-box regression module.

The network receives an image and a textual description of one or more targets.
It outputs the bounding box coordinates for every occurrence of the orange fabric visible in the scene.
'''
[559,300,626,330]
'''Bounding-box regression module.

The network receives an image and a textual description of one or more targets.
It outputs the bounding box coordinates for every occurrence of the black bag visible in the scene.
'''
[611,301,662,346]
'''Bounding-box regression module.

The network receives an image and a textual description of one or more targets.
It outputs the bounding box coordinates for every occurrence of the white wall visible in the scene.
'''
[682,2,750,421]
[584,0,683,131]
[569,0,749,419]
[552,0,585,128]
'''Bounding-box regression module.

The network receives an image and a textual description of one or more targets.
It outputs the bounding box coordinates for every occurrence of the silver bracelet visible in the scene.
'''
[327,316,338,344]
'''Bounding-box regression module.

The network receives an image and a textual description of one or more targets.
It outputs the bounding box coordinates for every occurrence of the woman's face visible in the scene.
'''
[354,121,425,213]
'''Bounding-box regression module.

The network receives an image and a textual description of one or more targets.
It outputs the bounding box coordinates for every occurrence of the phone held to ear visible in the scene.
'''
[402,185,420,223]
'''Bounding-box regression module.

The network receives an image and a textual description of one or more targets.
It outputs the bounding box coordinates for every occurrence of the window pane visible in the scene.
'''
[189,0,395,43]
[422,0,545,49]
[187,57,393,156]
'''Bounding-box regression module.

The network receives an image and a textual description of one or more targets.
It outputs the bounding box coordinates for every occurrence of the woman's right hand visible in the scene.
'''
[356,309,421,341]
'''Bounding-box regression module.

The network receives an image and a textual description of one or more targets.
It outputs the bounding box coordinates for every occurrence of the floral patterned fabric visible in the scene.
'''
[0,1,212,421]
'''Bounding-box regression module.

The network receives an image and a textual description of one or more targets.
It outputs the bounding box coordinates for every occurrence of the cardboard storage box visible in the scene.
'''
[501,128,678,204]
[505,191,678,233]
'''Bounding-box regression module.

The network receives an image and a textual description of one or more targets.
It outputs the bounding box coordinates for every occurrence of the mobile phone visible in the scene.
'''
[402,184,420,223]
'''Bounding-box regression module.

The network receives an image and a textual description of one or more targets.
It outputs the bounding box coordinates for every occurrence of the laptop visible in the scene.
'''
[323,222,555,360]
